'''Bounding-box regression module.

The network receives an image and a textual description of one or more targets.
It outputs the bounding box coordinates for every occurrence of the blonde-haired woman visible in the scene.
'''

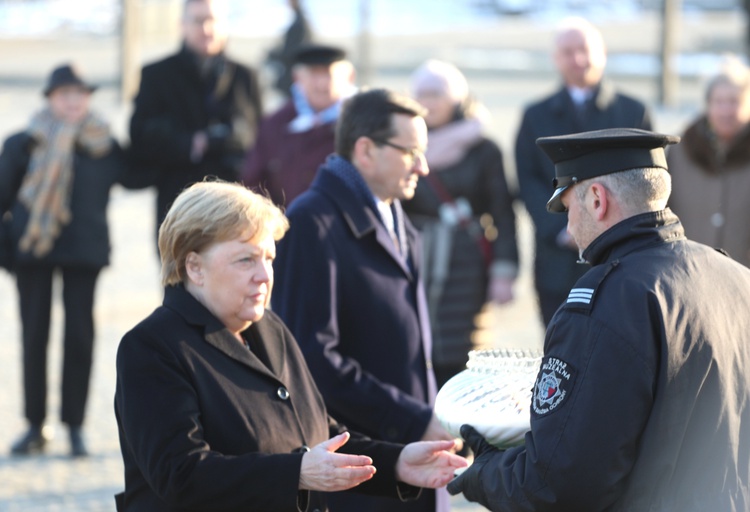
[668,56,750,267]
[114,180,465,511]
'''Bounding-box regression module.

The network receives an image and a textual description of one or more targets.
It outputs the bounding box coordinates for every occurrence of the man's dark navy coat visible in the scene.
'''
[272,158,439,512]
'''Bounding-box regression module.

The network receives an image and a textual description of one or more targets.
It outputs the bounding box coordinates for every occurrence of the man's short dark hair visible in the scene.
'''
[335,88,427,160]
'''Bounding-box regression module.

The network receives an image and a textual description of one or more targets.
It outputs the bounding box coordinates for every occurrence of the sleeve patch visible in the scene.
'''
[532,357,576,416]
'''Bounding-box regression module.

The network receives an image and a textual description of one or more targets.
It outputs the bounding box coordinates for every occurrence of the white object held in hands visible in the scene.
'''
[435,349,542,448]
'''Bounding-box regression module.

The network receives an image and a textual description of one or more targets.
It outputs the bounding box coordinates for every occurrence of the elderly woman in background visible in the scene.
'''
[0,63,142,457]
[113,181,466,511]
[668,56,750,267]
[402,59,519,388]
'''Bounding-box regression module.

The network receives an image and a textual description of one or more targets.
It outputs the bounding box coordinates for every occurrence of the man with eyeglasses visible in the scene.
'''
[129,0,262,246]
[272,88,456,512]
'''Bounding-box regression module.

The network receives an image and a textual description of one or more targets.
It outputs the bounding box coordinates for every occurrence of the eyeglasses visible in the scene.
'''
[372,138,425,167]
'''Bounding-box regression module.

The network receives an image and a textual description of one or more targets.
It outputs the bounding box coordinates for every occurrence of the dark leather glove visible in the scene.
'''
[447,424,499,503]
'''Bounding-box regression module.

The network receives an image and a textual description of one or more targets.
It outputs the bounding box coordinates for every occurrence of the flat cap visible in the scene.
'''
[293,44,347,66]
[43,63,97,97]
[537,128,680,213]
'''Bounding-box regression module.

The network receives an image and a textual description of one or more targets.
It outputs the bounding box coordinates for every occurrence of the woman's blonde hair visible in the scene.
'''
[158,180,289,286]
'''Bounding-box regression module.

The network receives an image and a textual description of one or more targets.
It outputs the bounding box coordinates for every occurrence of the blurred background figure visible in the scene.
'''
[243,43,356,207]
[265,0,313,100]
[515,16,652,327]
[668,56,750,268]
[0,63,141,458]
[403,59,518,388]
[128,0,262,243]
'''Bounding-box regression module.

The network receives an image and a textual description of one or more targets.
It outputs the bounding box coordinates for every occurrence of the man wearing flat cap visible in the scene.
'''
[243,43,356,206]
[448,128,750,511]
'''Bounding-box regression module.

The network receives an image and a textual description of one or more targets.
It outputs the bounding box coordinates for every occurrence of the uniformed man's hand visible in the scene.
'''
[298,432,376,492]
[446,425,499,503]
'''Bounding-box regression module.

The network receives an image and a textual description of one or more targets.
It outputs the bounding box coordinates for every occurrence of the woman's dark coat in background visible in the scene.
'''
[0,132,137,269]
[403,136,518,381]
[667,117,750,267]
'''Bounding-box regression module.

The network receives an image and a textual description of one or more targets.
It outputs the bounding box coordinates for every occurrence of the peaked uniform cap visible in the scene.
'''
[536,128,680,213]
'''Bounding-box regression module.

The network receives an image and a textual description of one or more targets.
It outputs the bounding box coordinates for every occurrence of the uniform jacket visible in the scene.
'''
[403,137,518,366]
[114,285,412,512]
[465,210,750,511]
[129,45,262,224]
[0,131,136,269]
[515,82,651,295]
[667,116,750,267]
[272,157,440,512]
[242,100,335,206]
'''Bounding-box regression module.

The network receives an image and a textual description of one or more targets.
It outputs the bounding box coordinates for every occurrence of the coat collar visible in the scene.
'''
[311,161,418,278]
[582,208,686,266]
[163,285,285,381]
[550,81,617,115]
[680,116,750,173]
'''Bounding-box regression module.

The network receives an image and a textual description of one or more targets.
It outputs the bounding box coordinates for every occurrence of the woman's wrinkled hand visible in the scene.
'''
[395,439,469,489]
[298,432,377,492]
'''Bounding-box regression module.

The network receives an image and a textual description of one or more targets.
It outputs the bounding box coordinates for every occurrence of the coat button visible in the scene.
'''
[425,359,433,370]
[277,387,290,400]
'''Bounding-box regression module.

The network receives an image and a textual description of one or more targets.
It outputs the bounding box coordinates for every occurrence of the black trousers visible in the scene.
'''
[15,264,101,427]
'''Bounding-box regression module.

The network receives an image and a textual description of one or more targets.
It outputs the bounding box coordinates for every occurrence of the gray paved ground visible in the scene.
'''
[0,10,743,511]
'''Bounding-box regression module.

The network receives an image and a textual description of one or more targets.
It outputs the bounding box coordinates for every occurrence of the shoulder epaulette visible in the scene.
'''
[563,260,620,314]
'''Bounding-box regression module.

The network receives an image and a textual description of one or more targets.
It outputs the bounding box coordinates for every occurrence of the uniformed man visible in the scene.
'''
[447,128,750,511]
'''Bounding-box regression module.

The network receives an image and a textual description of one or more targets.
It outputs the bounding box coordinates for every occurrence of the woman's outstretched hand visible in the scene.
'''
[299,432,377,492]
[395,440,469,488]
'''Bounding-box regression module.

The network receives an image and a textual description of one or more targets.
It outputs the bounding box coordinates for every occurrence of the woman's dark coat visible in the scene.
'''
[0,132,137,270]
[114,285,411,512]
[403,137,518,368]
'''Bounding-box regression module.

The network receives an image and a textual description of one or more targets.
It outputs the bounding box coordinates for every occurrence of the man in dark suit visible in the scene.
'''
[242,44,356,206]
[129,0,262,239]
[272,89,455,512]
[515,16,652,326]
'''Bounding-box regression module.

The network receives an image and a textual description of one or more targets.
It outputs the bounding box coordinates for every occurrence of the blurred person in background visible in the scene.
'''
[0,64,143,458]
[129,0,262,242]
[515,16,651,327]
[266,0,313,99]
[243,43,356,207]
[667,56,750,268]
[403,59,518,389]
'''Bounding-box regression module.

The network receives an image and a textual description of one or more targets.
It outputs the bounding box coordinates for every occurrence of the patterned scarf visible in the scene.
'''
[19,108,112,257]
